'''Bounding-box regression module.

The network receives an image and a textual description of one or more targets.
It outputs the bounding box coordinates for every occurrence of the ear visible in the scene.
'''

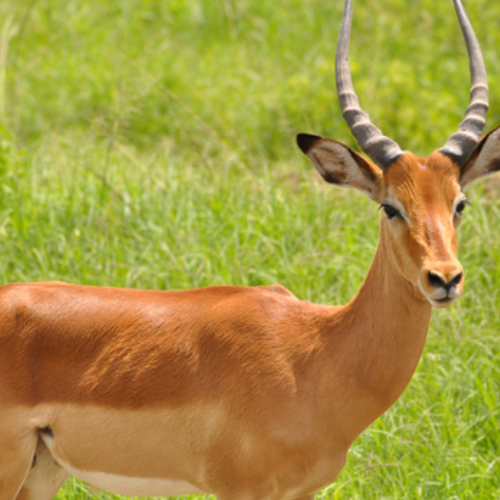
[460,125,500,188]
[297,133,384,201]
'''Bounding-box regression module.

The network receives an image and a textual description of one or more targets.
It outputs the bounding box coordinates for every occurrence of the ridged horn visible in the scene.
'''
[440,0,489,166]
[336,0,404,170]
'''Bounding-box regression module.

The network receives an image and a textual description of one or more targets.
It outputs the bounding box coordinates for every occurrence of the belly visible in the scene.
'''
[33,402,347,498]
[36,403,217,496]
[52,463,205,497]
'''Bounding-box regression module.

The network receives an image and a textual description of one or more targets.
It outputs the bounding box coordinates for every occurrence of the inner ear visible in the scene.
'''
[460,125,500,188]
[297,133,384,201]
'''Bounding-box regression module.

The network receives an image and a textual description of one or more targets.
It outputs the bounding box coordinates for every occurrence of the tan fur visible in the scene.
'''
[2,135,499,500]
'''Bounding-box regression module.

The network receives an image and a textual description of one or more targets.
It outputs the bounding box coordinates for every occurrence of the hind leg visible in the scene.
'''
[0,430,37,500]
[15,437,69,500]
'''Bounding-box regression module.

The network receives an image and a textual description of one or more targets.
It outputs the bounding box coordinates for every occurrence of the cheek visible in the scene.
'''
[387,224,425,283]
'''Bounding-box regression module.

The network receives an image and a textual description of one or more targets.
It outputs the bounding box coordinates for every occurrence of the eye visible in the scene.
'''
[455,199,471,216]
[380,204,401,220]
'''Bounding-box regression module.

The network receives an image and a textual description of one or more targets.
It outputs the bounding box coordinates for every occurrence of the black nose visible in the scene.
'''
[428,271,463,290]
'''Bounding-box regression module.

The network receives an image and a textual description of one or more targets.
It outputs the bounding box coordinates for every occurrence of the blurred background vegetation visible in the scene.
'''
[0,0,499,498]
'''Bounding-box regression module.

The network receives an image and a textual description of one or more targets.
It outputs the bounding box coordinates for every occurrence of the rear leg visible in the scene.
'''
[0,430,37,500]
[15,436,69,500]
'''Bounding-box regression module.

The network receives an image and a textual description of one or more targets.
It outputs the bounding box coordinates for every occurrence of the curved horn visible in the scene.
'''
[336,0,403,170]
[440,0,489,166]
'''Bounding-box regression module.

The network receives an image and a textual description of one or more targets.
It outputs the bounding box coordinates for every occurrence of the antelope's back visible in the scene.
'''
[0,282,327,411]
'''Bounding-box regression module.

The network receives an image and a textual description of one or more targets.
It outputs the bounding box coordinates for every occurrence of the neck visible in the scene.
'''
[322,220,433,444]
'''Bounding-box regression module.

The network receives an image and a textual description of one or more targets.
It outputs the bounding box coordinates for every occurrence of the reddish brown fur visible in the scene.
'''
[0,282,326,409]
[2,127,500,500]
[382,151,463,291]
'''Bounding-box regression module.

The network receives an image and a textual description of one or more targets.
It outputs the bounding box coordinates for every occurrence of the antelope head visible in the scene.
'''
[298,0,500,308]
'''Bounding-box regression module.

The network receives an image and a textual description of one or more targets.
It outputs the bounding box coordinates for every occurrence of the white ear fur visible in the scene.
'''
[460,126,500,188]
[297,134,384,201]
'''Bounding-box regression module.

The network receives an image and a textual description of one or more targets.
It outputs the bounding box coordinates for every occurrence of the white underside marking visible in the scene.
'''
[38,429,206,497]
[50,459,205,497]
[31,402,229,497]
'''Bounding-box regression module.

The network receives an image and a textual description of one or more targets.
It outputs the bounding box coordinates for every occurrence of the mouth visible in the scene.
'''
[428,295,457,308]
[418,277,463,309]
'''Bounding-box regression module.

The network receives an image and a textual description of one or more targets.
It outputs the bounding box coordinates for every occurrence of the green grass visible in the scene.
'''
[1,0,500,498]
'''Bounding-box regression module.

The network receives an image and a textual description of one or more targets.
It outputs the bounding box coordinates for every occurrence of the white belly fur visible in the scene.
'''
[55,461,205,497]
[40,432,205,497]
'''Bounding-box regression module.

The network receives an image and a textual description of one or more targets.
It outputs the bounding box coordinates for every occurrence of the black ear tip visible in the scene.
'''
[296,133,321,154]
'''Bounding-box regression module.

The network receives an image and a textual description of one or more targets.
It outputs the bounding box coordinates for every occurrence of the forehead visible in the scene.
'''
[384,150,461,205]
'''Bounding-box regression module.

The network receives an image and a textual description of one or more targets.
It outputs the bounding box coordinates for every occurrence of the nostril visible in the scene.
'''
[450,271,463,287]
[428,270,463,290]
[428,271,447,289]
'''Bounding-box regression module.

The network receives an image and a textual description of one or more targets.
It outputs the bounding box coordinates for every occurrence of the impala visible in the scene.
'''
[2,1,500,499]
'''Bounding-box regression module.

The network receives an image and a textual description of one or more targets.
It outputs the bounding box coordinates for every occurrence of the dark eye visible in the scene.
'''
[455,199,470,215]
[380,204,401,220]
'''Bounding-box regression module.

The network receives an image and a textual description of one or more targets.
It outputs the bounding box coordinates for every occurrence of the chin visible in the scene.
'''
[428,296,459,309]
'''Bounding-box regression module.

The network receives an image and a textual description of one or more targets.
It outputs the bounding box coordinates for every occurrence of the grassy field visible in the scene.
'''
[1,0,500,498]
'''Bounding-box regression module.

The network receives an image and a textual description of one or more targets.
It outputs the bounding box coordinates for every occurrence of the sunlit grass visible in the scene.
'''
[1,0,499,498]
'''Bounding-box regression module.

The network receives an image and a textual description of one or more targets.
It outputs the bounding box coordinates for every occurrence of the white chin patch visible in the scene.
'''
[429,297,455,308]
